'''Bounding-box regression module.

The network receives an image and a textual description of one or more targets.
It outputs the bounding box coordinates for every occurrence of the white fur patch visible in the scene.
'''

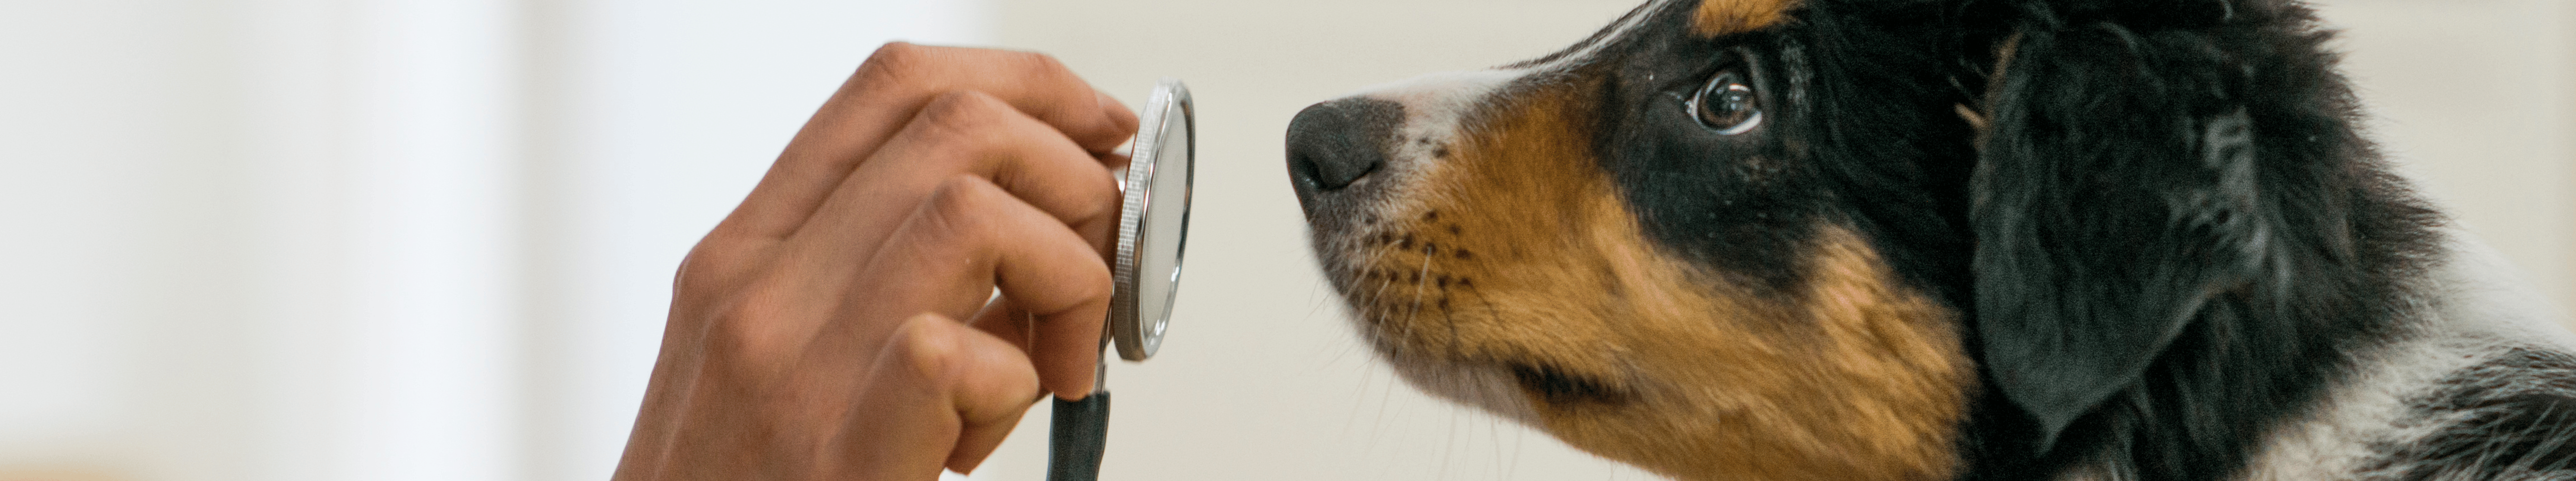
[2236,230,2576,480]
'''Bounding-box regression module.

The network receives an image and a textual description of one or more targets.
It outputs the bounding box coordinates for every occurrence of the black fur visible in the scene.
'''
[1958,0,2441,480]
[1573,0,1979,304]
[1509,362,1635,406]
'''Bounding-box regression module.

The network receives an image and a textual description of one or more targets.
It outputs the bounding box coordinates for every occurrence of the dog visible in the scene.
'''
[1281,0,2576,480]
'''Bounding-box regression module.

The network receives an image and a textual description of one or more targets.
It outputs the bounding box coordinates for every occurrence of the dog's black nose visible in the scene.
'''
[1286,98,1405,211]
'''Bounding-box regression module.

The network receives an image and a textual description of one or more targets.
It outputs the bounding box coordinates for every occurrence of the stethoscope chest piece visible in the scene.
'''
[1109,78,1193,361]
[1051,78,1193,481]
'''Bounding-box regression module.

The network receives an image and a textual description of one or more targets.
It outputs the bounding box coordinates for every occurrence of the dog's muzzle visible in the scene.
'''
[1284,97,1405,218]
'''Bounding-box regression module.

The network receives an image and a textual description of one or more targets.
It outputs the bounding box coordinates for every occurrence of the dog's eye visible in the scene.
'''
[1688,70,1762,135]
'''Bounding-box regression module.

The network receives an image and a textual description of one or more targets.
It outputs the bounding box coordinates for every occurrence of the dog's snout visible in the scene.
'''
[1286,97,1405,213]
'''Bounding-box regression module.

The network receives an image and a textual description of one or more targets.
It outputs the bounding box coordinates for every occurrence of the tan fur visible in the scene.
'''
[1694,0,1802,37]
[1342,84,1974,481]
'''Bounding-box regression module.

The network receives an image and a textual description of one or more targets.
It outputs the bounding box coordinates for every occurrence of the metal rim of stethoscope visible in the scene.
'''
[1108,77,1191,362]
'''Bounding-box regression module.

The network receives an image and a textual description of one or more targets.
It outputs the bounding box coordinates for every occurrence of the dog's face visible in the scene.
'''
[1289,0,2451,478]
[1285,0,1988,478]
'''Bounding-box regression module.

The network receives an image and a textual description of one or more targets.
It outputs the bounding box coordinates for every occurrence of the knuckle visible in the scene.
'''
[916,91,1013,135]
[687,280,805,382]
[856,42,929,85]
[868,41,924,62]
[675,240,751,280]
[1020,243,1114,317]
[672,245,722,285]
[889,315,966,385]
[703,294,777,353]
[1018,52,1073,79]
[984,47,1070,77]
[921,176,1004,242]
[1067,262,1113,305]
[928,175,999,212]
[669,237,789,305]
[671,255,724,301]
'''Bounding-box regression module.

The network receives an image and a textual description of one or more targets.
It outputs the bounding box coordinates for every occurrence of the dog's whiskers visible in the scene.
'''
[1411,242,1453,355]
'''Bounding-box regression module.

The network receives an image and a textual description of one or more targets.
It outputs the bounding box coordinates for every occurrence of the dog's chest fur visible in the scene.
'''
[2236,243,2576,481]
[1284,0,2576,480]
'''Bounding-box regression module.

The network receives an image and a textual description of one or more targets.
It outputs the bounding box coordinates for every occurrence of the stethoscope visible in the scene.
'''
[1048,79,1193,481]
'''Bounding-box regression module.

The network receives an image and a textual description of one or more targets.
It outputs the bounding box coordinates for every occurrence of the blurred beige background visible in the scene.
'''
[0,0,2568,480]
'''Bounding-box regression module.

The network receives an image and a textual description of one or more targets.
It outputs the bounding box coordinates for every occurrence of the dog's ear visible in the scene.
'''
[1970,0,2305,452]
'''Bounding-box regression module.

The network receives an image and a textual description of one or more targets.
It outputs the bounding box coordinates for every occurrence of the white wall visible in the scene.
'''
[0,1,258,479]
[1,0,543,479]
[0,1,2568,481]
[2318,0,2576,306]
[0,1,989,480]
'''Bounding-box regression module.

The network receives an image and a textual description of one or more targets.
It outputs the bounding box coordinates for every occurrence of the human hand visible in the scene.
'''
[612,43,1140,481]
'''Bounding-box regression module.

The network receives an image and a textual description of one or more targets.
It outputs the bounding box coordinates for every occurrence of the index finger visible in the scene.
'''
[717,43,1141,242]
